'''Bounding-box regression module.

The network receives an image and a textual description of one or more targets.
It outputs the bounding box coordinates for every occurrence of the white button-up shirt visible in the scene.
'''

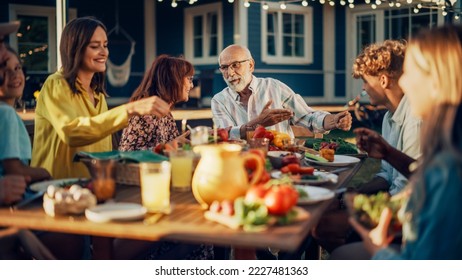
[211,75,330,139]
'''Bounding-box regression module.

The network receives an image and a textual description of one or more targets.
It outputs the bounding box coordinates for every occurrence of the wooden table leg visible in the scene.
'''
[91,236,114,260]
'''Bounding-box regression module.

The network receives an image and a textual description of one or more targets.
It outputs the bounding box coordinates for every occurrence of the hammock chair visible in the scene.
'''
[106,2,136,87]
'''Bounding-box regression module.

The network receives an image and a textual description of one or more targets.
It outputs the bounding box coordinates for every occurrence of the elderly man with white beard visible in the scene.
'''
[211,44,352,140]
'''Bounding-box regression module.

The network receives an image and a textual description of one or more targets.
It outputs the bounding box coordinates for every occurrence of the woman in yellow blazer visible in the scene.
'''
[31,17,170,179]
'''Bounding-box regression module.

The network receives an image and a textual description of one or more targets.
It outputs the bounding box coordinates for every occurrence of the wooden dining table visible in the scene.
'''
[0,158,364,259]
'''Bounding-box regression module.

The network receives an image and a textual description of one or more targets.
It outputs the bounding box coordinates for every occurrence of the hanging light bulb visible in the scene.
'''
[375,0,381,5]
[280,2,287,9]
[371,3,377,9]
[417,3,422,8]
[158,0,163,2]
[329,1,335,6]
[189,0,194,4]
[406,0,412,4]
[389,2,394,7]
[396,2,401,7]
[442,9,448,16]
[349,3,355,8]
[348,0,354,3]
[244,0,250,7]
[413,7,419,13]
[171,0,177,7]
[365,0,371,4]
[455,14,460,20]
[320,0,326,4]
[262,2,269,9]
[302,0,309,6]
[228,0,234,3]
[340,0,346,5]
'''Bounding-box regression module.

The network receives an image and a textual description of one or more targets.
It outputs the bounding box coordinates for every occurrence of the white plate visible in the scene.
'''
[305,155,360,167]
[271,170,338,185]
[29,178,87,192]
[85,202,147,223]
[295,186,335,205]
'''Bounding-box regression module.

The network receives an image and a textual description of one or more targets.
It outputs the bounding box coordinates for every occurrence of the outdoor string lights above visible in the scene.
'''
[158,0,460,20]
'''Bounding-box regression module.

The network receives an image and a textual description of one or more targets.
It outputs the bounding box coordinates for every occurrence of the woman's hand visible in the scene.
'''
[349,207,395,255]
[126,96,171,118]
[174,131,190,145]
[354,127,391,159]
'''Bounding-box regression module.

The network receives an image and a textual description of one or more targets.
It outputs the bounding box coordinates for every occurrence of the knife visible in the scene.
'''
[12,190,46,210]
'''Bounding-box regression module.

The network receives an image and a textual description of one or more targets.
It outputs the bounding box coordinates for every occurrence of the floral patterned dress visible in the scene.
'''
[118,113,214,260]
[118,114,179,151]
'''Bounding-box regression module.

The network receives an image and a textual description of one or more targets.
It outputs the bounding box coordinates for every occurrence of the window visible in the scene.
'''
[261,3,313,64]
[185,3,222,65]
[9,4,76,74]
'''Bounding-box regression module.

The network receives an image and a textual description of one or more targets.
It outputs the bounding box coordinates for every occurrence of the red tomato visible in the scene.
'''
[153,143,164,154]
[297,166,314,175]
[253,125,267,138]
[280,185,299,208]
[264,187,293,215]
[263,131,274,142]
[217,128,229,142]
[281,155,300,167]
[245,184,269,203]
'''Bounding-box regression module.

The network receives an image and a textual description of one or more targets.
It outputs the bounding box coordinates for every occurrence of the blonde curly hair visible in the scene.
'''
[352,40,406,80]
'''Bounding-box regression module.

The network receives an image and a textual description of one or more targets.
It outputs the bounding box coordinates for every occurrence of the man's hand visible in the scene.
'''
[126,96,171,118]
[323,111,352,131]
[0,175,28,205]
[354,127,391,159]
[249,100,293,128]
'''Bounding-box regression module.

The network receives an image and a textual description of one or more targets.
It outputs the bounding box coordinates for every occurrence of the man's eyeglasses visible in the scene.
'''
[219,59,250,73]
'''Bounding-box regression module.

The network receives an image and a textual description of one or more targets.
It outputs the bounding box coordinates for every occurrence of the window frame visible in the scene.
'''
[261,2,313,65]
[184,2,223,65]
[8,4,77,74]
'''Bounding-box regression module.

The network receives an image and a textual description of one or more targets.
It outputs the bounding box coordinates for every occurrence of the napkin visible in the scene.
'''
[74,150,168,163]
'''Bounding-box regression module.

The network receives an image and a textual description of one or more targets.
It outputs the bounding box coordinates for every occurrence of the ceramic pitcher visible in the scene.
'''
[192,143,264,209]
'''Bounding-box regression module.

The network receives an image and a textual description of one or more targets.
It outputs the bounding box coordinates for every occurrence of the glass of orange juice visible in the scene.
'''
[169,150,194,192]
[139,161,171,214]
[90,159,116,203]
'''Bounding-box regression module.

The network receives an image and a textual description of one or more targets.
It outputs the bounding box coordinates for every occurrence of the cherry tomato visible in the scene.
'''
[263,131,274,142]
[297,166,315,175]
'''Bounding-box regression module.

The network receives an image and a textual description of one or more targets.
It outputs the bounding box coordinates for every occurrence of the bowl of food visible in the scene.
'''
[345,192,404,233]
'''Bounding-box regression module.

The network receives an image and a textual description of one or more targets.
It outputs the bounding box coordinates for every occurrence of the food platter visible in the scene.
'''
[271,170,338,185]
[85,203,147,223]
[29,178,88,192]
[304,155,360,167]
[295,186,335,205]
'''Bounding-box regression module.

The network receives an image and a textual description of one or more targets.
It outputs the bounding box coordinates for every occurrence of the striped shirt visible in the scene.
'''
[211,76,330,139]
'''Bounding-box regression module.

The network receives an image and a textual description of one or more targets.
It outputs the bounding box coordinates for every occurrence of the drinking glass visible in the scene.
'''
[90,159,116,203]
[169,150,194,192]
[248,138,270,156]
[190,126,210,146]
[139,161,171,214]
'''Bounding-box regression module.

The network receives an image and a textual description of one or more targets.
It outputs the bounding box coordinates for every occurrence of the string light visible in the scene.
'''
[156,0,462,19]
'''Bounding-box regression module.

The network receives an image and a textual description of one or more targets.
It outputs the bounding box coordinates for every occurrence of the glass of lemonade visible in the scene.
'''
[169,150,194,192]
[139,161,171,214]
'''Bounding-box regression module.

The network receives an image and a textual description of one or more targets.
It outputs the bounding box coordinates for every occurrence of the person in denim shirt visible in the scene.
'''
[335,25,462,260]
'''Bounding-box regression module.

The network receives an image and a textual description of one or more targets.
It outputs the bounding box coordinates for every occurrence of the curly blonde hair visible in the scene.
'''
[352,40,406,80]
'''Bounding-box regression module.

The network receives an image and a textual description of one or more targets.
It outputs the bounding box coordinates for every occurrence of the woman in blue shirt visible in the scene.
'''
[346,25,462,260]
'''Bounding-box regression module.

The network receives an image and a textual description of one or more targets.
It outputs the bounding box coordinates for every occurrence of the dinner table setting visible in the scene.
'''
[0,126,366,259]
